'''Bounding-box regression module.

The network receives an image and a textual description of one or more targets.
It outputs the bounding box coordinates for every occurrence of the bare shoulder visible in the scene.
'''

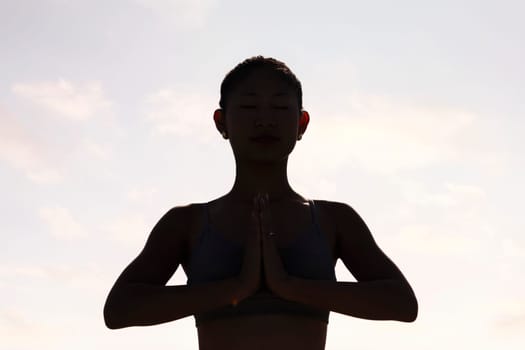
[313,199,367,232]
[311,199,359,230]
[318,200,408,282]
[313,199,374,257]
[145,203,196,247]
[147,202,205,260]
[310,199,341,214]
[112,203,199,286]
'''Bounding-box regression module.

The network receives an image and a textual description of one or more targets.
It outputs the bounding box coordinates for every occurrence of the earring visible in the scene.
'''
[298,133,303,140]
[221,131,228,139]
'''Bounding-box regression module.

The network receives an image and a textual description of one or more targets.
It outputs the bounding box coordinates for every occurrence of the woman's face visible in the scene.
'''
[223,68,306,163]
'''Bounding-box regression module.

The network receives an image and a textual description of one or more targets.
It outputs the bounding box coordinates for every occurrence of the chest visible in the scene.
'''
[183,200,338,282]
[190,200,337,257]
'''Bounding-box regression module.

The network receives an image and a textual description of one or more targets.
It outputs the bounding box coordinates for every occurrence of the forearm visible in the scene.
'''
[283,278,418,322]
[103,278,242,329]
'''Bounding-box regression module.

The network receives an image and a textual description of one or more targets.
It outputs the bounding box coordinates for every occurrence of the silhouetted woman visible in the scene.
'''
[103,56,418,350]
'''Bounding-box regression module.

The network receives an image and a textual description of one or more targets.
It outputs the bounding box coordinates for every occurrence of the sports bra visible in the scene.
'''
[186,199,336,327]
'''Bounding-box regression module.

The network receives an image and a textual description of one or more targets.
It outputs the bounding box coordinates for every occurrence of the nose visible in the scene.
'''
[254,107,277,128]
[255,118,276,128]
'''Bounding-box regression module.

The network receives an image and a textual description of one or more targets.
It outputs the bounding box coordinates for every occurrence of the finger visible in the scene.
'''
[252,194,262,242]
[259,193,274,238]
[261,215,280,275]
[252,195,258,219]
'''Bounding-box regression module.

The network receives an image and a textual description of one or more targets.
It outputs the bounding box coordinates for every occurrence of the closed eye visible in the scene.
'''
[240,105,256,109]
[273,106,289,110]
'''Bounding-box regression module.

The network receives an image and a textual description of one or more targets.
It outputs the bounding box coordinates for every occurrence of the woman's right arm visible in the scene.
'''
[103,204,259,329]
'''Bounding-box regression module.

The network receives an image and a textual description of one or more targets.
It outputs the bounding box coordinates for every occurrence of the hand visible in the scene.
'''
[258,193,291,296]
[236,194,263,302]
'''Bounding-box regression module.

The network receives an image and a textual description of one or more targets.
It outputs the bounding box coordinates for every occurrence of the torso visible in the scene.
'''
[181,196,339,350]
[197,314,328,350]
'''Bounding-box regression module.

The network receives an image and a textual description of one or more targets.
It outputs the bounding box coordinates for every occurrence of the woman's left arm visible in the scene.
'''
[262,200,418,322]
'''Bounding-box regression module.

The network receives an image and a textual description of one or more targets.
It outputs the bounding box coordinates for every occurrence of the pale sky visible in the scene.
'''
[1,1,524,349]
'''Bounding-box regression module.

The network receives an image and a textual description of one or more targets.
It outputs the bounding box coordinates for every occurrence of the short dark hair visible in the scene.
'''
[219,56,303,113]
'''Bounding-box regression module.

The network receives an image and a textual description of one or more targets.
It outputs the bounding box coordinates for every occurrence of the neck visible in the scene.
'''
[225,158,300,204]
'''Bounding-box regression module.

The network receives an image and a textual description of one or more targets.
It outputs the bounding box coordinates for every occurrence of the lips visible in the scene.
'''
[250,132,280,141]
[252,136,279,141]
[250,136,280,143]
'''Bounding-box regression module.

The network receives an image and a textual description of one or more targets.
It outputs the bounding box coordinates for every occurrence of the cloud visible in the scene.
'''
[0,262,113,347]
[0,107,63,183]
[291,174,339,200]
[101,213,149,246]
[0,261,112,292]
[127,186,159,202]
[495,313,525,334]
[390,224,484,256]
[134,0,216,29]
[380,181,493,256]
[403,182,487,210]
[144,88,217,142]
[0,263,78,285]
[38,206,88,240]
[301,93,482,174]
[492,300,525,335]
[0,308,59,348]
[0,105,117,184]
[501,238,524,259]
[12,79,112,121]
[79,138,113,160]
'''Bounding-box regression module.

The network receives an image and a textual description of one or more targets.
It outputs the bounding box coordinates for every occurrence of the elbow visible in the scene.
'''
[104,308,129,329]
[400,308,418,323]
[104,318,120,330]
[104,298,129,329]
[104,314,121,330]
[104,305,121,329]
[393,281,418,322]
[104,285,137,329]
[399,295,418,322]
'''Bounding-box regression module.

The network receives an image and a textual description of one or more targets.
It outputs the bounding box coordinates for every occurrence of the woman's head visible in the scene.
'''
[219,56,303,114]
[213,56,310,164]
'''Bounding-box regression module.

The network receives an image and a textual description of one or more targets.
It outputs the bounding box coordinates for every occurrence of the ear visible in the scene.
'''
[298,110,309,136]
[213,109,227,135]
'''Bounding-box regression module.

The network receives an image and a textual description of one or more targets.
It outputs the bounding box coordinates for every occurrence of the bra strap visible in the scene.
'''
[202,202,211,230]
[307,199,322,235]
